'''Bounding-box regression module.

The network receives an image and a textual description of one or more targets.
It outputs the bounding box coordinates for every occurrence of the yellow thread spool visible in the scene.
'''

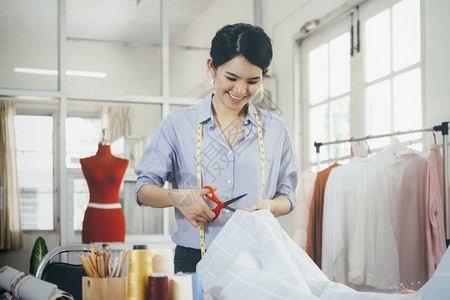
[127,246,153,300]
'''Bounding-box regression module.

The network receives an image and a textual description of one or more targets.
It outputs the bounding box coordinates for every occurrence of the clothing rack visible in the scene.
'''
[313,121,449,242]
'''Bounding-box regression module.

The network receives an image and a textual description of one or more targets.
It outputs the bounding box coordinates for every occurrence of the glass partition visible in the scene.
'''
[0,0,57,90]
[66,1,162,96]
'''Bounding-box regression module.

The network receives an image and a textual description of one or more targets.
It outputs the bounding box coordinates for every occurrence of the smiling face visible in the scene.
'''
[208,55,263,115]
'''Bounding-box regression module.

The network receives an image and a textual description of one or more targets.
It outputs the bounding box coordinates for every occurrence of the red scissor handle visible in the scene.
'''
[203,185,223,219]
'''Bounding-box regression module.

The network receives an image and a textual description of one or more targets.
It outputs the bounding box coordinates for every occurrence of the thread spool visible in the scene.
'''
[127,245,153,300]
[147,273,169,300]
[151,249,174,275]
[169,274,193,300]
[177,273,202,300]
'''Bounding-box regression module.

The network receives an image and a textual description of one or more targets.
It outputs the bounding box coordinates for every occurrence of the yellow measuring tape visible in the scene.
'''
[196,106,265,257]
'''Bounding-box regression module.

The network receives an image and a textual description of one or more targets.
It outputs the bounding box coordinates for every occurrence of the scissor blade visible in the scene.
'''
[224,206,236,212]
[223,194,247,207]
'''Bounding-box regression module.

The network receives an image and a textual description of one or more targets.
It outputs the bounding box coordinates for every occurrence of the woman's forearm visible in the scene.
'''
[269,195,292,217]
[137,183,178,208]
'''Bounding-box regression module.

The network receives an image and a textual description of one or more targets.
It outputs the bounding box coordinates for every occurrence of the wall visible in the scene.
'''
[424,0,450,126]
[170,0,254,98]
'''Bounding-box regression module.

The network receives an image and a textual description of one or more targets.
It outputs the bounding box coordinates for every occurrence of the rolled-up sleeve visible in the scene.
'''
[274,127,298,212]
[134,118,175,204]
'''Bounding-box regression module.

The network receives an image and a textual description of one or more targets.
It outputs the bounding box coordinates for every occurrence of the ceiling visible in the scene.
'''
[0,0,215,44]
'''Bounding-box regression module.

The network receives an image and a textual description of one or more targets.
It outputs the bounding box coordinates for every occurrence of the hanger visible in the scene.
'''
[433,130,437,144]
[365,135,372,155]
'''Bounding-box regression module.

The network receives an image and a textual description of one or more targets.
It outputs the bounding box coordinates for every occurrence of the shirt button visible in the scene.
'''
[227,179,232,184]
[228,150,233,155]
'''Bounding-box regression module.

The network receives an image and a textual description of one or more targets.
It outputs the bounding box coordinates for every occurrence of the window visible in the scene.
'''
[15,115,54,230]
[303,21,351,164]
[364,0,422,149]
[301,0,422,166]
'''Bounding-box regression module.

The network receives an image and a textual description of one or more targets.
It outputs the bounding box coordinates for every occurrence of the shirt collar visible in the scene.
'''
[246,101,258,126]
[197,92,259,126]
[197,93,214,124]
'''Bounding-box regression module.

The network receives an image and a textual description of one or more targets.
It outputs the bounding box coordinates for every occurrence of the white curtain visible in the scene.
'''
[0,100,22,250]
[104,106,131,142]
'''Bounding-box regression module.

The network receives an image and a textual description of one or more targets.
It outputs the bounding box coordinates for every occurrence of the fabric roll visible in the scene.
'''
[0,266,74,300]
[151,248,174,275]
[169,274,193,300]
[128,247,153,300]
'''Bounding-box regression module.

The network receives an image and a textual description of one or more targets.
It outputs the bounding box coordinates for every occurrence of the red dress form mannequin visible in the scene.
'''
[80,137,129,243]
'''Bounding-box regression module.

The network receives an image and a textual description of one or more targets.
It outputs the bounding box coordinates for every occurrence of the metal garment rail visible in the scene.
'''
[313,122,449,241]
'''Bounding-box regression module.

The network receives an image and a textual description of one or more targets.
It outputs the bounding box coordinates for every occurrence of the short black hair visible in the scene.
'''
[210,23,273,75]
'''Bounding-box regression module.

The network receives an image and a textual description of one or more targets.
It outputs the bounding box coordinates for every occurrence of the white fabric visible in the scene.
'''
[198,210,450,300]
[322,158,366,288]
[348,157,399,288]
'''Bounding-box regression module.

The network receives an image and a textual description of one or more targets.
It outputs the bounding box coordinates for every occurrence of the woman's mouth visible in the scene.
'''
[228,92,246,102]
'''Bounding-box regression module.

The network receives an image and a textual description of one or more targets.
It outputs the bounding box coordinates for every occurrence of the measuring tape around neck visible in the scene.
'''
[196,106,265,256]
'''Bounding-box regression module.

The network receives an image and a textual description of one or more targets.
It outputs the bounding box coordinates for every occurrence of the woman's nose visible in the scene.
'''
[234,81,247,94]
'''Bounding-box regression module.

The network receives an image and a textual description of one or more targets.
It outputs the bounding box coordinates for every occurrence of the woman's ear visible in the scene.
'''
[207,58,215,74]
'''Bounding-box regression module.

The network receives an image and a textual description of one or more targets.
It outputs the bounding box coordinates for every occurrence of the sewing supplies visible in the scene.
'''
[391,279,421,294]
[174,273,202,300]
[78,246,128,278]
[79,247,128,300]
[147,273,169,300]
[151,248,174,274]
[203,185,247,220]
[127,245,153,300]
[169,274,193,300]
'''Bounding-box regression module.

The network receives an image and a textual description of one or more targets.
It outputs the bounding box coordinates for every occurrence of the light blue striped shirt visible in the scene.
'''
[134,93,298,249]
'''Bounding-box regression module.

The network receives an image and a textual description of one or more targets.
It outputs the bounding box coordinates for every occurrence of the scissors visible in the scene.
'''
[203,185,247,220]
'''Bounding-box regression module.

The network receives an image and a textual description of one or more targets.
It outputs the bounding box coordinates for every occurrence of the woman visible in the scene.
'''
[134,23,298,273]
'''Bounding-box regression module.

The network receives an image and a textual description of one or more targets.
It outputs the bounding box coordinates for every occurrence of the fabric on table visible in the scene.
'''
[305,163,340,268]
[292,169,317,250]
[425,144,446,278]
[198,209,449,300]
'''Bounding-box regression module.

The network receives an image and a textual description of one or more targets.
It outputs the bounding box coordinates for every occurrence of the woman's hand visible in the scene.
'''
[169,187,217,228]
[244,199,272,213]
[244,195,291,217]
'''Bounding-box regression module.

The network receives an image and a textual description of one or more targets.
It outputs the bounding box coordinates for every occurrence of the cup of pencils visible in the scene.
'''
[79,246,128,300]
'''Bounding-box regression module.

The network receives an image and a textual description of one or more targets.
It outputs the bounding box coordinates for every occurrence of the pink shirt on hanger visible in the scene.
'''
[384,150,428,284]
[292,170,317,250]
[425,144,447,278]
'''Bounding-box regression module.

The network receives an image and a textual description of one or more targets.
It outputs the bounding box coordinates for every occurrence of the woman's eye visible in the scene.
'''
[226,77,237,81]
[248,81,258,85]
